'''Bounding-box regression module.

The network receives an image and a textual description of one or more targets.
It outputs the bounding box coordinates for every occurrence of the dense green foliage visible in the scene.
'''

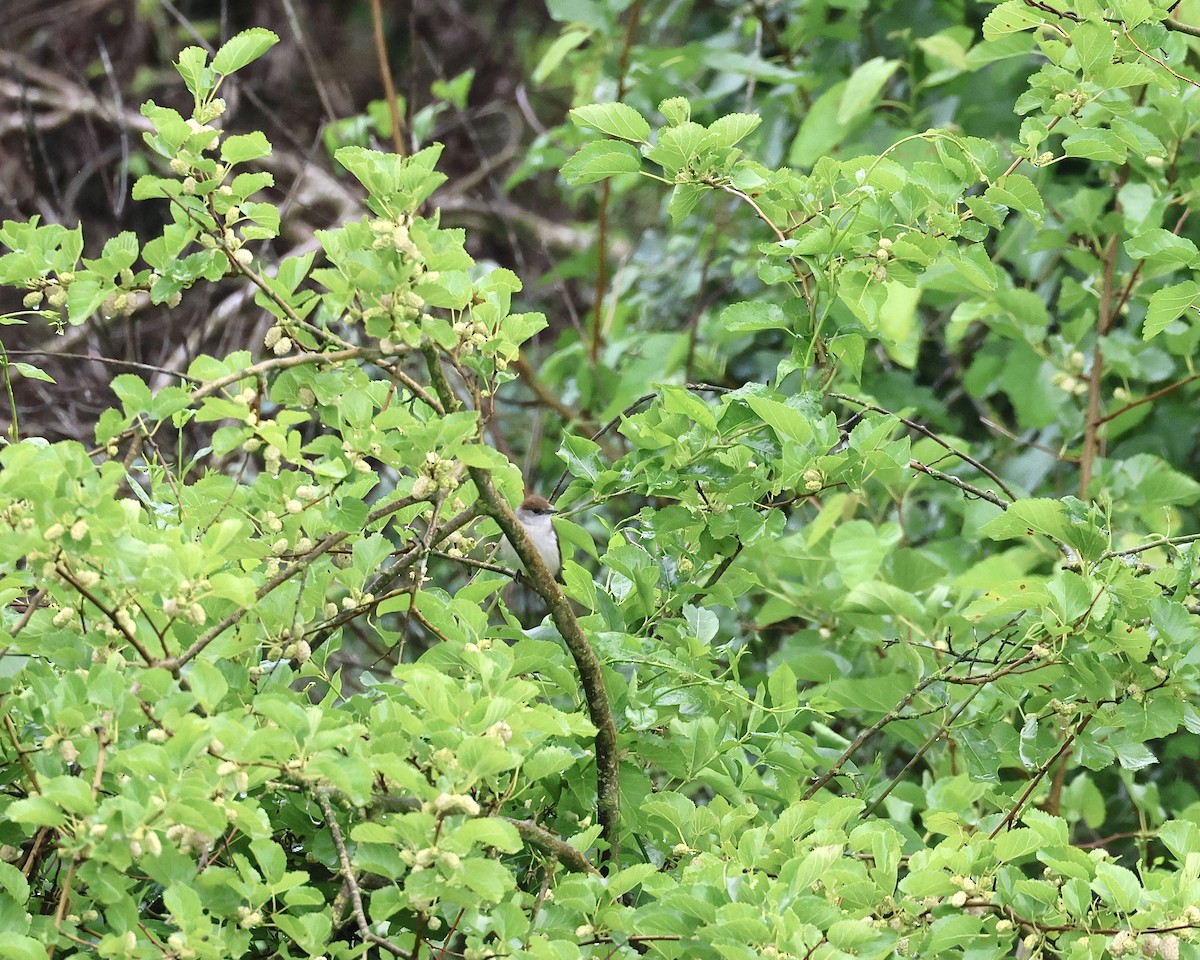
[5,2,1200,959]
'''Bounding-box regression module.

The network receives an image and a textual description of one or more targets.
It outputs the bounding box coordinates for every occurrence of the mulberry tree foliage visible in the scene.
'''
[4,3,1200,960]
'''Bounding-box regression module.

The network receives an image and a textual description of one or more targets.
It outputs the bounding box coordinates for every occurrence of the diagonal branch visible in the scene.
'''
[422,343,622,867]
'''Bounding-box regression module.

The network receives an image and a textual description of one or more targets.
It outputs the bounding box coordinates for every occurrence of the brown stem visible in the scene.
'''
[1095,372,1200,426]
[161,493,424,672]
[589,0,643,364]
[422,344,622,867]
[833,393,1017,501]
[370,0,406,155]
[55,562,158,665]
[989,713,1093,838]
[316,790,414,959]
[1078,235,1119,497]
[506,818,601,875]
[907,460,1010,511]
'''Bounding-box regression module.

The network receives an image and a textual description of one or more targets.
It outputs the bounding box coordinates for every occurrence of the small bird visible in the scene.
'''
[500,493,561,579]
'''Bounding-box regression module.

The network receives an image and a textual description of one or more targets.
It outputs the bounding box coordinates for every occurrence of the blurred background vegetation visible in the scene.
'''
[0,0,1042,462]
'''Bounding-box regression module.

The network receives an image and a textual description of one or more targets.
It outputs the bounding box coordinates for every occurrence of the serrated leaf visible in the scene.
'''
[986,174,1044,226]
[927,914,984,954]
[0,936,43,960]
[982,1,1046,39]
[659,96,690,125]
[175,46,212,98]
[561,141,642,184]
[660,384,717,429]
[66,278,107,324]
[667,182,706,223]
[1070,22,1114,76]
[221,131,272,164]
[1092,861,1142,912]
[1125,229,1198,265]
[981,498,1068,542]
[1114,740,1157,772]
[212,28,280,75]
[606,863,657,899]
[1062,131,1125,163]
[721,301,788,332]
[707,112,761,149]
[1143,281,1200,339]
[741,394,815,444]
[569,102,650,143]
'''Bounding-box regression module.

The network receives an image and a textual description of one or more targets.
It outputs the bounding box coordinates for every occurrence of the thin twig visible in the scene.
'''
[907,460,1009,510]
[315,790,413,959]
[6,586,48,639]
[161,493,424,671]
[369,0,406,155]
[55,563,158,665]
[989,713,1094,838]
[1078,235,1119,496]
[506,819,601,875]
[833,393,1017,501]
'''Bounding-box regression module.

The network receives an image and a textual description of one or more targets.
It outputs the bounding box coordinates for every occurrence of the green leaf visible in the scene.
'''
[659,384,717,430]
[659,96,691,125]
[927,914,984,953]
[569,102,651,143]
[1070,22,1114,76]
[1062,131,1125,163]
[1125,229,1198,266]
[741,394,815,445]
[39,775,95,815]
[221,131,272,164]
[646,122,713,175]
[0,936,44,960]
[561,141,642,184]
[667,182,706,222]
[111,374,153,413]
[8,362,54,383]
[985,174,1044,226]
[431,69,474,110]
[532,25,592,83]
[837,57,900,124]
[721,301,788,332]
[1143,281,1200,339]
[5,795,67,827]
[707,112,761,149]
[767,662,798,714]
[982,1,1047,39]
[452,818,523,853]
[981,498,1068,542]
[66,278,107,325]
[175,46,212,99]
[831,520,898,583]
[460,857,515,899]
[606,863,657,899]
[1091,861,1142,912]
[211,28,280,75]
